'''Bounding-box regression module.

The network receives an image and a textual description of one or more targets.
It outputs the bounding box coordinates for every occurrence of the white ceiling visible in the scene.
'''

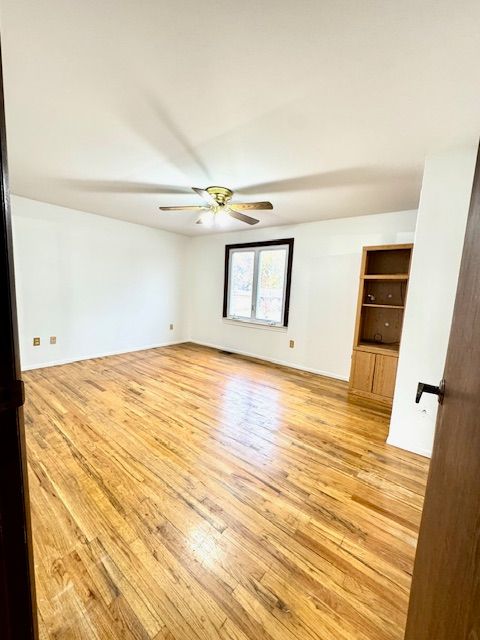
[1,0,480,236]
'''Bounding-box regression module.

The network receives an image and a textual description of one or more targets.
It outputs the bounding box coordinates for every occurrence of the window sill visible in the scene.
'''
[223,318,288,332]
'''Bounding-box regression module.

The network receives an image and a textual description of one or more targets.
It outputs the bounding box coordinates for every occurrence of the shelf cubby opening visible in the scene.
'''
[363,280,407,307]
[365,248,412,276]
[358,306,404,348]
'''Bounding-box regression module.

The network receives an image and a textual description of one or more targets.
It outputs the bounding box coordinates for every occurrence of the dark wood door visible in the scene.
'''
[0,40,38,639]
[405,144,480,639]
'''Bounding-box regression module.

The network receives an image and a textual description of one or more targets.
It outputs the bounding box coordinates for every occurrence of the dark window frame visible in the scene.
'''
[223,238,294,327]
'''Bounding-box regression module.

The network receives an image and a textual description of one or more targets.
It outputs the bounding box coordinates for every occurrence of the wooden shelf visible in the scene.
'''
[356,341,400,355]
[363,274,409,280]
[362,303,404,309]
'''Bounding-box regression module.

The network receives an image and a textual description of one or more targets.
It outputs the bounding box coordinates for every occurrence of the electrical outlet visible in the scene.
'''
[50,336,57,344]
[169,323,174,330]
[33,337,40,346]
[289,339,295,349]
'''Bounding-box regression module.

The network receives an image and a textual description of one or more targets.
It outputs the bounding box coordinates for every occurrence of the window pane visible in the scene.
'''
[255,248,287,323]
[229,251,255,318]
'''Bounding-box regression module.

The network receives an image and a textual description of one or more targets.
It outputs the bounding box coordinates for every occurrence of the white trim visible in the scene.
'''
[189,339,349,381]
[222,318,287,332]
[21,339,188,371]
[226,316,285,328]
[386,435,432,458]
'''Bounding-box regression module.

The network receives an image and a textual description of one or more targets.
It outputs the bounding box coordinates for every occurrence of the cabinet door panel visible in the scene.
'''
[373,354,398,398]
[350,351,376,392]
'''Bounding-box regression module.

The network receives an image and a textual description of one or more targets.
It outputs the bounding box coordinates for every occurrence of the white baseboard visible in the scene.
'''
[386,435,432,458]
[188,340,349,382]
[21,339,188,372]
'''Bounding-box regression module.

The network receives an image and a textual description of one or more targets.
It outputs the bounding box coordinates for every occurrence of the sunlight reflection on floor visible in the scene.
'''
[218,374,282,459]
[187,523,223,569]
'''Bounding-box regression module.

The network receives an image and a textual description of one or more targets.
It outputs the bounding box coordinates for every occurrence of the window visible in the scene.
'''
[223,239,294,327]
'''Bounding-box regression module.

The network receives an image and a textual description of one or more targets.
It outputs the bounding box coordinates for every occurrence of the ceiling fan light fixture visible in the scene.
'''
[215,208,230,228]
[199,210,215,227]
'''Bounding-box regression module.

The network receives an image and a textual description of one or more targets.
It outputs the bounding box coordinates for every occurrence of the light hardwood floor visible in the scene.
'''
[24,343,429,640]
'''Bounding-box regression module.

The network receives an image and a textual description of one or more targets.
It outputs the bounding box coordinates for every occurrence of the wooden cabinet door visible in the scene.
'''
[372,354,398,398]
[350,350,376,392]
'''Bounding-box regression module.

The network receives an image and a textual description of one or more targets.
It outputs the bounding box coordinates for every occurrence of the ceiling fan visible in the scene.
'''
[159,186,273,226]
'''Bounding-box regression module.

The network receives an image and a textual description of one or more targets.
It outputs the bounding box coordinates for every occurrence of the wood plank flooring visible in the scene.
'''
[23,343,429,640]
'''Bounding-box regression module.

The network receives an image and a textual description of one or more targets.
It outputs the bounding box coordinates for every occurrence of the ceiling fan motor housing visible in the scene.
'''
[206,186,233,206]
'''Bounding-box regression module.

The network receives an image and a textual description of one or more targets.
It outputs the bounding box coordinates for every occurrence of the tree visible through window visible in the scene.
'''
[224,239,294,326]
[229,251,254,318]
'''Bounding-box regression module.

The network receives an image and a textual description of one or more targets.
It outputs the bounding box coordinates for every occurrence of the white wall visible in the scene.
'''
[12,196,189,370]
[187,211,416,380]
[388,145,477,457]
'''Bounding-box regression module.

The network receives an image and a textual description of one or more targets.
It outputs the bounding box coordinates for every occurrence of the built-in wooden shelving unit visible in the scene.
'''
[349,243,413,405]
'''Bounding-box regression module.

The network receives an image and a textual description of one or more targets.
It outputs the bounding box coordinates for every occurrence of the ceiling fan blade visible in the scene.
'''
[238,168,421,195]
[228,209,259,225]
[192,187,217,206]
[229,201,273,211]
[159,205,208,211]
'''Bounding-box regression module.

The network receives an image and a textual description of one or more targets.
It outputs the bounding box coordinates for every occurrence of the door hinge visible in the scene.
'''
[0,379,25,412]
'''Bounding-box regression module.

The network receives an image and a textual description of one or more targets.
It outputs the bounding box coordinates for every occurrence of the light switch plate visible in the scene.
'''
[33,337,40,346]
[50,336,57,344]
